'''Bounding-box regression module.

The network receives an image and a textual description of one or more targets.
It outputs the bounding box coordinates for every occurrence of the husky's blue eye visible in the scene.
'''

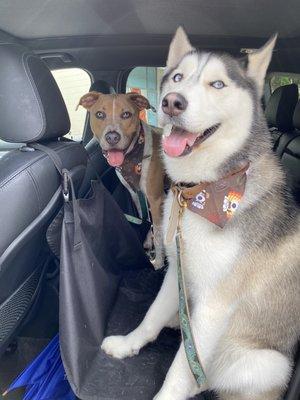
[210,80,225,89]
[173,73,183,82]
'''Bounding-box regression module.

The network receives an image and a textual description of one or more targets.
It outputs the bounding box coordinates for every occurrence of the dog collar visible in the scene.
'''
[114,124,146,192]
[166,161,249,242]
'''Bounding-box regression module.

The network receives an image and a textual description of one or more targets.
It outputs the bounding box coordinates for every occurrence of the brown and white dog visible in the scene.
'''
[78,92,165,269]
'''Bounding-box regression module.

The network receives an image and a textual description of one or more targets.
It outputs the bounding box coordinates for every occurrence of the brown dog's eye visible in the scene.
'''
[95,111,106,119]
[121,111,132,119]
[173,73,183,82]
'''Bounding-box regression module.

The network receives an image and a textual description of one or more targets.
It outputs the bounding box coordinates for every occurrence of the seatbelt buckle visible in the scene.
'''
[62,169,69,202]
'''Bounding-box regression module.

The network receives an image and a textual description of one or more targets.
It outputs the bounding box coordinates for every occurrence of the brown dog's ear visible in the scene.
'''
[126,92,151,111]
[76,91,101,110]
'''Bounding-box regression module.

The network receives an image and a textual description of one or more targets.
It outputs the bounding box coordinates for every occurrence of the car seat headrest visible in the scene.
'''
[90,80,115,94]
[0,43,70,143]
[265,83,298,131]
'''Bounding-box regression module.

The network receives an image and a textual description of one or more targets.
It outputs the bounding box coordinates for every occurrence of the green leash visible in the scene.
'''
[125,190,149,225]
[176,217,206,387]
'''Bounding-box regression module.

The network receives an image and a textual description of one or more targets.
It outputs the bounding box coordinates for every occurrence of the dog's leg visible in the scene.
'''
[101,261,178,359]
[148,195,164,269]
[153,343,207,400]
[152,223,164,269]
[209,340,291,400]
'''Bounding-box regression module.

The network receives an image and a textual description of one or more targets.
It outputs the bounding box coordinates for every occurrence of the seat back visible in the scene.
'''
[280,100,300,204]
[0,42,88,355]
[265,83,298,151]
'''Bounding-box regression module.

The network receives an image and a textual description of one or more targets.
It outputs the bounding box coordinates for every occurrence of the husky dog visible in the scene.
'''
[102,27,300,400]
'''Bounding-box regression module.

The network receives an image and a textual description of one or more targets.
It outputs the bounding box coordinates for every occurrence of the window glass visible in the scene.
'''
[126,67,165,127]
[52,68,91,140]
[270,73,300,95]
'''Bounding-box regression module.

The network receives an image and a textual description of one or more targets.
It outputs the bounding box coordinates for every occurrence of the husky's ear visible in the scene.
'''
[246,34,277,97]
[166,26,194,69]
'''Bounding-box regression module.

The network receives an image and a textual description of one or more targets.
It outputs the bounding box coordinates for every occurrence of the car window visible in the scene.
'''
[52,68,91,141]
[269,73,300,95]
[126,67,164,127]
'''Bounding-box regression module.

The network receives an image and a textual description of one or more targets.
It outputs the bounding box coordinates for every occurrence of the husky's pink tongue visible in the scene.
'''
[106,150,125,167]
[162,127,198,157]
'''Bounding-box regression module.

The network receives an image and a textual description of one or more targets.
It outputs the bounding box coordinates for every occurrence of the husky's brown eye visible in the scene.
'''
[210,80,225,89]
[121,111,132,119]
[173,73,183,82]
[95,111,106,119]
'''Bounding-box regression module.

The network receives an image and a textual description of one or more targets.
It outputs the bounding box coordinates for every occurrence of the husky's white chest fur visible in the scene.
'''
[163,190,240,364]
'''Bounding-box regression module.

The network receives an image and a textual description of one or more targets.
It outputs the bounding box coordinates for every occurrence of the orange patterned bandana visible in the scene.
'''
[177,162,249,228]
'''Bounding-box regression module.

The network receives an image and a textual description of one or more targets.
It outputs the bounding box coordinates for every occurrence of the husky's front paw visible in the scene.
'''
[101,335,141,359]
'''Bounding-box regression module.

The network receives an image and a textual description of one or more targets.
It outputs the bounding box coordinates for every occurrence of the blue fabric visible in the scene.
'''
[5,335,75,400]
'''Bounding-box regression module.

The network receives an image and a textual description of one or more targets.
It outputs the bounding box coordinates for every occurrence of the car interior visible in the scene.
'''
[0,1,299,399]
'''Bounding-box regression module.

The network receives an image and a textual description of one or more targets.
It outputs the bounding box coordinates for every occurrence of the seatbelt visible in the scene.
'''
[27,143,70,201]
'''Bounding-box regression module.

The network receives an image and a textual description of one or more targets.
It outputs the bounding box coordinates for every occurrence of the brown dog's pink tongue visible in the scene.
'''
[162,127,198,157]
[106,150,125,167]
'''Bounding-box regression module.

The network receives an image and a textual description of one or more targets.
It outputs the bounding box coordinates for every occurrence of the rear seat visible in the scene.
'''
[265,83,298,151]
[280,100,300,204]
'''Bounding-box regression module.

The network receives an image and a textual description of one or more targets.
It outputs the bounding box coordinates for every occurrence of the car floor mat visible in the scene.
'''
[97,267,216,400]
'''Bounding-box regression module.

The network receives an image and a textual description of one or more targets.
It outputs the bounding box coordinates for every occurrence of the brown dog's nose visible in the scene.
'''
[162,93,187,116]
[105,131,121,145]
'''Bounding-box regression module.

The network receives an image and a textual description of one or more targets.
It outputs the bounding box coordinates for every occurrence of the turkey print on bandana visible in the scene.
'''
[186,165,248,228]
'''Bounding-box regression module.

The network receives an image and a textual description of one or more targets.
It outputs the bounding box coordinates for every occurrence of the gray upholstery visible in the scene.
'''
[0,0,299,39]
[280,100,300,204]
[293,99,300,130]
[0,43,70,143]
[265,84,298,132]
[0,43,88,355]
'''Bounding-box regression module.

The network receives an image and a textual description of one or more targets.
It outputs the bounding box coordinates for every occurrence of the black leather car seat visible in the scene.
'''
[265,83,298,151]
[0,42,88,356]
[280,100,300,204]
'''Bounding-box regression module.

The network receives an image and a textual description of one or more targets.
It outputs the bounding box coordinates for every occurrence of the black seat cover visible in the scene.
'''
[281,100,300,204]
[0,42,88,355]
[265,83,298,151]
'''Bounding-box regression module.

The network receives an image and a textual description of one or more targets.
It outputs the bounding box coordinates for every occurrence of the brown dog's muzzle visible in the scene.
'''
[105,131,121,145]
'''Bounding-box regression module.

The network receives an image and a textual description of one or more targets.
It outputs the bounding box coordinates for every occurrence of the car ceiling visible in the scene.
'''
[0,0,299,74]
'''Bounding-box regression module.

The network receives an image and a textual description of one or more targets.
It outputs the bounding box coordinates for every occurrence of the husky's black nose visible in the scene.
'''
[162,93,187,116]
[105,131,121,145]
